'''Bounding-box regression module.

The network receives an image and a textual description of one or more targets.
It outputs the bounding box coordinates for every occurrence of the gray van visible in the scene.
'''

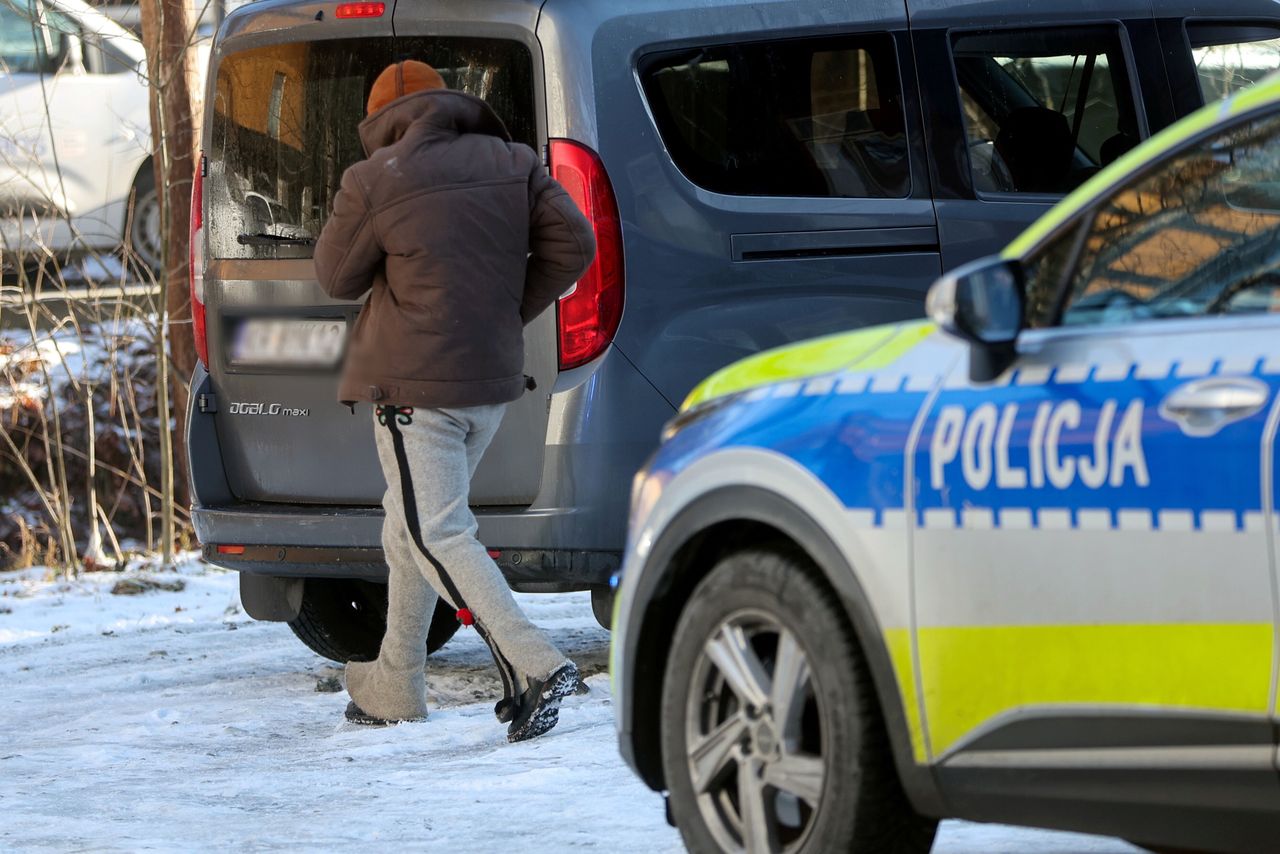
[187,0,1280,661]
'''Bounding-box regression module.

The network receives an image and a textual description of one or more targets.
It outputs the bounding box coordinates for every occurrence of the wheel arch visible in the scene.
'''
[620,484,944,816]
[132,155,155,185]
[122,155,158,270]
[127,155,156,208]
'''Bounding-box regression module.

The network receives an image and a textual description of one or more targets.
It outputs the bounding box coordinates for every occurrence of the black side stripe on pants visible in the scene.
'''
[382,411,519,704]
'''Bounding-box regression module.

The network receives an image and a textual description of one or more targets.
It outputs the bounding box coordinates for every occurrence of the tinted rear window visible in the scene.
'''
[640,34,910,198]
[207,37,535,260]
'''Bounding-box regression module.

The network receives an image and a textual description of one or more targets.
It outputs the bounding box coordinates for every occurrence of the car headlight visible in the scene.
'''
[660,392,744,442]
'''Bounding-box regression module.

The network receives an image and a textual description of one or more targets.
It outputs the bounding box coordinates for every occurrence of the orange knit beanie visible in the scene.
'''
[366,60,447,116]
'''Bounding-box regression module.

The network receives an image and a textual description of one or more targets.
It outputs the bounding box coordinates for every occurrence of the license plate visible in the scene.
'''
[229,318,346,368]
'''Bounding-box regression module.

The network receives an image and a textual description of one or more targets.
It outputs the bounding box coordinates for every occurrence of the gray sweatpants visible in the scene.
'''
[344,403,567,721]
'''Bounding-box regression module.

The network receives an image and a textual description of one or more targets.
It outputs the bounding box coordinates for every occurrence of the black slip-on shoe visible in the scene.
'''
[497,674,587,724]
[494,697,516,724]
[507,661,580,743]
[496,676,586,727]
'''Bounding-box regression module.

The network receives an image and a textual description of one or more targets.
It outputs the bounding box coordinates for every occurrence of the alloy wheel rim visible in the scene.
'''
[685,608,826,854]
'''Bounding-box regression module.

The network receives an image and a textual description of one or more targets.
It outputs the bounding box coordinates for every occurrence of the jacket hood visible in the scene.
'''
[358,89,512,155]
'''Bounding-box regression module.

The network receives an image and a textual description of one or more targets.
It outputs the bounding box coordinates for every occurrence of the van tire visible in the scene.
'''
[660,548,937,854]
[125,164,162,279]
[286,578,460,663]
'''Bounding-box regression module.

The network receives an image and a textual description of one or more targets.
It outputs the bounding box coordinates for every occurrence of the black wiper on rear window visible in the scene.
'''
[237,232,315,246]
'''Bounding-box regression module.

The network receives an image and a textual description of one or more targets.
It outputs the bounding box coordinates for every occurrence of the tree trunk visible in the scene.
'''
[139,0,197,527]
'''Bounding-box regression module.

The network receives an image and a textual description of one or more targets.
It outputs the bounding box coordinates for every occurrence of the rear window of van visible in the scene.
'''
[207,37,535,260]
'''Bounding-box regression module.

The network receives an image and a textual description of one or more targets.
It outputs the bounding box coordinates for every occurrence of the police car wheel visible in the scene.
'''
[660,547,936,854]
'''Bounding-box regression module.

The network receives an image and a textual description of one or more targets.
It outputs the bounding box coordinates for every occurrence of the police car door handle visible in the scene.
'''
[1158,377,1270,437]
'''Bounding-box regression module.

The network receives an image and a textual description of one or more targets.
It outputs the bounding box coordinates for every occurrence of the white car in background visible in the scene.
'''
[0,0,171,275]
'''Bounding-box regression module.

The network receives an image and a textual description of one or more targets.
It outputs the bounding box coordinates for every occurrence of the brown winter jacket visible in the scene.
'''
[314,89,597,408]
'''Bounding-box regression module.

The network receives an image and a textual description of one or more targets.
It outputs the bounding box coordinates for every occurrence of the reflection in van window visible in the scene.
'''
[953,28,1140,195]
[1059,115,1280,327]
[1189,25,1280,102]
[641,34,909,198]
[208,37,535,260]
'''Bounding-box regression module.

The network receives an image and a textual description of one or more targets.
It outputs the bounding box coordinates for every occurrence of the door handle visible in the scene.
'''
[1158,377,1270,437]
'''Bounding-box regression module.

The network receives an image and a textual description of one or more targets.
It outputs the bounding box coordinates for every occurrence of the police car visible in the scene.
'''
[611,77,1280,854]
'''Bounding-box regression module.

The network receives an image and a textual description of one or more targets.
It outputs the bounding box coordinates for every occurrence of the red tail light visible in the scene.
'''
[335,2,384,18]
[190,153,208,367]
[549,139,624,370]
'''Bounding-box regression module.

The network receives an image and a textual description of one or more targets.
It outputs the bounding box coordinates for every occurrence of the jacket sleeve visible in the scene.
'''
[314,167,383,302]
[522,165,598,325]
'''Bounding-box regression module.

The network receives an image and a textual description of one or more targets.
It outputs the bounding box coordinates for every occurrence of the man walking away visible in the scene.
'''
[313,60,597,742]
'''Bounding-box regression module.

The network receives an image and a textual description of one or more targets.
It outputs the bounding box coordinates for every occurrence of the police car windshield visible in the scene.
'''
[1059,113,1280,327]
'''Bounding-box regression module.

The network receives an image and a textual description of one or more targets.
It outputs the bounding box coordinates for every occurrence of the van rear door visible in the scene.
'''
[204,19,550,506]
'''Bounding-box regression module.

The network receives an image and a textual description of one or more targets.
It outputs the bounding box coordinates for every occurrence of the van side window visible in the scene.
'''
[953,28,1141,196]
[641,34,910,199]
[1187,24,1280,102]
[1023,113,1280,328]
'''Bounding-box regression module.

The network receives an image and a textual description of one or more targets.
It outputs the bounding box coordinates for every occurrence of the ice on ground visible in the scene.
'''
[1,561,1139,852]
[0,553,229,643]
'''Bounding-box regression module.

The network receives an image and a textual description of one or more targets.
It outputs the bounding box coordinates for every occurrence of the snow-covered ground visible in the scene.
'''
[0,560,1139,852]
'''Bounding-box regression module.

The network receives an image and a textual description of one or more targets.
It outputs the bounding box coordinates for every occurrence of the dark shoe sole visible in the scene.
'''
[344,701,422,727]
[507,663,579,743]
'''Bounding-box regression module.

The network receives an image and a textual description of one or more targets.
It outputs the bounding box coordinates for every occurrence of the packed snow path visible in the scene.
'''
[1,562,1138,852]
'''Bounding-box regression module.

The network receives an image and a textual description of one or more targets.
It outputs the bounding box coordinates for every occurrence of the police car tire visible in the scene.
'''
[659,547,937,854]
[286,578,460,663]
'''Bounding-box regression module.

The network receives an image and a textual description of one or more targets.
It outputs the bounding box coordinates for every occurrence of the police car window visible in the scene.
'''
[953,27,1141,195]
[1188,24,1280,103]
[641,34,910,198]
[1057,114,1280,327]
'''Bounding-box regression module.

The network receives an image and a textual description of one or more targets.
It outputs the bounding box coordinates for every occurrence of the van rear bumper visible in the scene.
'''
[193,503,619,591]
[187,342,670,593]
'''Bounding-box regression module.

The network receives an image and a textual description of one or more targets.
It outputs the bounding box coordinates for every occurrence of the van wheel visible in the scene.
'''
[660,548,937,854]
[286,578,461,663]
[125,165,162,279]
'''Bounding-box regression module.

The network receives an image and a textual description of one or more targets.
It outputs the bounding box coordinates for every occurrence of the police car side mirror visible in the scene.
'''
[925,257,1025,384]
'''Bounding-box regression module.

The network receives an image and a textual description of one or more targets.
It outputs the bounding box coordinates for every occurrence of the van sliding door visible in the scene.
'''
[597,0,938,408]
[909,0,1170,271]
